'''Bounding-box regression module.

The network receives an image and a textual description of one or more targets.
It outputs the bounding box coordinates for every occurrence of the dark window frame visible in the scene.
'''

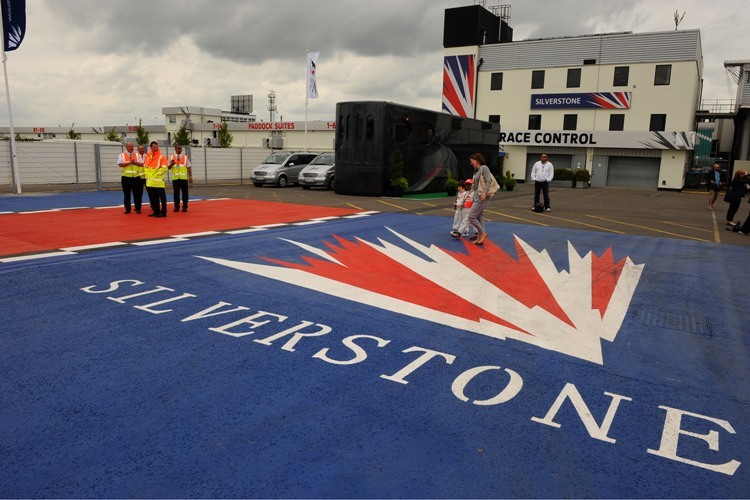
[528,114,542,130]
[566,68,582,88]
[531,70,545,89]
[609,114,625,131]
[490,72,503,90]
[654,64,672,85]
[613,66,630,86]
[649,114,667,132]
[563,114,578,131]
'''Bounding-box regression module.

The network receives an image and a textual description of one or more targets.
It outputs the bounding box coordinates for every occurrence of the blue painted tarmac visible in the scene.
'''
[0,193,748,498]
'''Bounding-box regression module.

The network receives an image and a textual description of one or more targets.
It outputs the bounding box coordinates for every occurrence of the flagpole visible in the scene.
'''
[1,41,21,194]
[305,50,309,152]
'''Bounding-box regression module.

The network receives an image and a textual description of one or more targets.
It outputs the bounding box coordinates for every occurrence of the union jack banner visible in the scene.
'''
[442,54,475,118]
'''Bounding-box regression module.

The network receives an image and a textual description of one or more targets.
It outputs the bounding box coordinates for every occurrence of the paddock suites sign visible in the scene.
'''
[500,130,695,150]
[3,215,747,497]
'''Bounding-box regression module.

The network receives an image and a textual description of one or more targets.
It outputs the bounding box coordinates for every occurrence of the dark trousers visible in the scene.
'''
[726,199,742,222]
[121,176,143,212]
[534,181,551,209]
[146,187,167,215]
[173,180,189,209]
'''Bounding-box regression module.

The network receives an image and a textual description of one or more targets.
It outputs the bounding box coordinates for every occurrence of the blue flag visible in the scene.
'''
[1,0,26,52]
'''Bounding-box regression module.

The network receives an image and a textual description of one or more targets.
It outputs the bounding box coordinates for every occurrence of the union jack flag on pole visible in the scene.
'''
[1,0,26,52]
[307,51,319,99]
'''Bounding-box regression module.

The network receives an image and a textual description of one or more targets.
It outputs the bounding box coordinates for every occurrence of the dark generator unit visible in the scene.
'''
[334,101,501,196]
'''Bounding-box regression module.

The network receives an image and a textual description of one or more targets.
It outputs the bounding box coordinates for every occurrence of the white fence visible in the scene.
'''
[0,141,275,191]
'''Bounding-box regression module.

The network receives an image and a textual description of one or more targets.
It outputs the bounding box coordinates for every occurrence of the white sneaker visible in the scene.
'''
[546,207,551,212]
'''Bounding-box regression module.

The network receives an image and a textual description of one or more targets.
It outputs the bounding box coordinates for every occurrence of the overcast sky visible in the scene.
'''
[2,0,748,128]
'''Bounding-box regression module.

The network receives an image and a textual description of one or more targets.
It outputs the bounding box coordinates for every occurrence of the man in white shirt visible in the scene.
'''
[531,153,554,212]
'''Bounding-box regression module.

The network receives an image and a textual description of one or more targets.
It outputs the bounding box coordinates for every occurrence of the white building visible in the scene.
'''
[443,5,703,190]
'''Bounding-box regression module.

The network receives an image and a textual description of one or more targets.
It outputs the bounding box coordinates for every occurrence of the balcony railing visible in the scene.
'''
[698,99,736,114]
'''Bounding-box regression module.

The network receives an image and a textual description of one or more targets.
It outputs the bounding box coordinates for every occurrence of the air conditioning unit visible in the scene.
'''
[262,138,271,148]
[210,138,220,148]
[271,137,283,148]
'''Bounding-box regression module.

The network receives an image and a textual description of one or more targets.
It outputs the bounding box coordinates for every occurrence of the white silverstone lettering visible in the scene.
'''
[312,334,391,365]
[535,97,582,106]
[181,301,251,322]
[647,406,741,476]
[530,382,633,444]
[209,311,288,338]
[79,279,145,294]
[79,278,742,475]
[451,366,523,406]
[253,321,332,352]
[105,285,175,305]
[380,346,456,385]
[134,293,197,314]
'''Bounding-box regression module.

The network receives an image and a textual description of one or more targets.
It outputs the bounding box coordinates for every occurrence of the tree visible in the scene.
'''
[104,128,121,142]
[136,119,149,146]
[173,123,191,146]
[66,123,78,140]
[217,122,233,148]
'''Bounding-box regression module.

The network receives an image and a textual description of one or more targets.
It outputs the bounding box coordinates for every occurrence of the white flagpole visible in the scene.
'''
[305,50,309,151]
[1,33,21,194]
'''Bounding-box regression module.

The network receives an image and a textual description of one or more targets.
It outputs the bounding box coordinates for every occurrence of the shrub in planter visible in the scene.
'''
[575,168,591,183]
[445,169,459,196]
[503,170,516,191]
[390,149,409,196]
[554,168,575,181]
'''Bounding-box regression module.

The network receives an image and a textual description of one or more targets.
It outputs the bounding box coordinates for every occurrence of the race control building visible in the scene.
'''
[443,4,703,190]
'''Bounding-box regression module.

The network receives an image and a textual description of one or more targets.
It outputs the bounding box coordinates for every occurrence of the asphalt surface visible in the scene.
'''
[189,182,750,247]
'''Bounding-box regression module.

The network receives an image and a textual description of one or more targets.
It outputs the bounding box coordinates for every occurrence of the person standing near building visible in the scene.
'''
[724,169,748,226]
[143,141,169,218]
[531,153,554,212]
[705,163,724,210]
[117,142,142,214]
[169,144,193,212]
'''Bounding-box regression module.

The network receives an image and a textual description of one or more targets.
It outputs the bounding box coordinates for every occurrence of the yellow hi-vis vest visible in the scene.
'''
[119,151,139,178]
[170,153,190,181]
[144,153,168,188]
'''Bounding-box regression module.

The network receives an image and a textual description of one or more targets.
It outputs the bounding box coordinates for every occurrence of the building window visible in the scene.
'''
[169,115,176,124]
[563,114,577,130]
[528,114,542,130]
[649,114,667,132]
[613,66,629,86]
[609,114,625,131]
[531,70,545,89]
[566,68,581,88]
[490,72,503,90]
[488,115,500,124]
[654,65,672,85]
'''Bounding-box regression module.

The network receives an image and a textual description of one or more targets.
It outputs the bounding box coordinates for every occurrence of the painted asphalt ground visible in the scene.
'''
[1,191,749,498]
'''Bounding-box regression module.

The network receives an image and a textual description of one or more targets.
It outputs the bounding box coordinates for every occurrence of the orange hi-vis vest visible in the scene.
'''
[170,153,191,181]
[144,150,168,188]
[119,151,139,178]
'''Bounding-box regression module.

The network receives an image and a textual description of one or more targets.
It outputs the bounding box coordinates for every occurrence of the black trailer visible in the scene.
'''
[334,101,501,196]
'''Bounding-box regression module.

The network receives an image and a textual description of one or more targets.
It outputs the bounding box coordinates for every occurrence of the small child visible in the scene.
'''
[451,179,473,239]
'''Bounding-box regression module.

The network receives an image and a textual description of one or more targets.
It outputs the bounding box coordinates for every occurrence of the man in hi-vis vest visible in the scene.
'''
[143,141,169,218]
[117,142,142,214]
[169,144,193,212]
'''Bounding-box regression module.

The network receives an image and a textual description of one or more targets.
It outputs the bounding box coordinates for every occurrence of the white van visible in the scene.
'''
[250,152,319,187]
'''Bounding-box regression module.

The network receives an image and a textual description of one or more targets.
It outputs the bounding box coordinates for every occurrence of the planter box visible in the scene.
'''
[573,182,589,189]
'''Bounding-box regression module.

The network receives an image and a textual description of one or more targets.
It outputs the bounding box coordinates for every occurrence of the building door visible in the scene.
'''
[606,157,660,189]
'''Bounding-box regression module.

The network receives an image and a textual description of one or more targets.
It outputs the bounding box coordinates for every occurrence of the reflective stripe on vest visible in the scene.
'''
[171,154,190,180]
[120,152,139,178]
[144,154,167,188]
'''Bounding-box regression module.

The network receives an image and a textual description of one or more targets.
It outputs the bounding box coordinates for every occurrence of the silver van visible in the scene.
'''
[298,152,336,190]
[251,152,319,187]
